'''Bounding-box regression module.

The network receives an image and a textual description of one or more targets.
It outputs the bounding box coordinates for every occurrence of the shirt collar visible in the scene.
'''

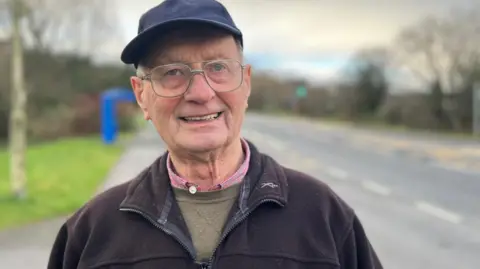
[166,138,251,192]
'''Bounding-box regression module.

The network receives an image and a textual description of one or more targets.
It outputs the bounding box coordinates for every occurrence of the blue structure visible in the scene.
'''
[101,87,136,144]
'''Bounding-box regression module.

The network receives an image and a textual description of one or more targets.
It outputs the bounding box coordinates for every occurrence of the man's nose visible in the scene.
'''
[183,72,216,103]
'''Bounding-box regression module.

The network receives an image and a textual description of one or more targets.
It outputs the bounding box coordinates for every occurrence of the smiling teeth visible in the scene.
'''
[184,113,219,121]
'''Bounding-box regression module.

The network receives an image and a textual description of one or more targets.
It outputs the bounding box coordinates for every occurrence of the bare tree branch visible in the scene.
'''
[0,0,11,36]
[21,0,120,57]
[392,6,480,93]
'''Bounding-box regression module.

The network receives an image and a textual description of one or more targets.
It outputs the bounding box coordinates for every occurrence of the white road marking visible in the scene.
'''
[415,201,463,224]
[326,167,349,180]
[361,180,392,196]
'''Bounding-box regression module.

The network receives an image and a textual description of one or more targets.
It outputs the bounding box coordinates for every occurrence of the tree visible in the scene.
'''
[21,0,120,57]
[392,5,480,131]
[344,47,390,118]
[0,0,9,29]
[0,0,121,199]
[9,0,28,199]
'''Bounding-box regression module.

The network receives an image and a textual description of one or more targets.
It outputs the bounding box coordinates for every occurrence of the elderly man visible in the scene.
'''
[48,0,383,268]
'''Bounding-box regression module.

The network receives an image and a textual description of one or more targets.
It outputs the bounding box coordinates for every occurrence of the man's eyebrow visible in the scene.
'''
[154,54,195,66]
[154,54,178,66]
[202,52,230,61]
[153,51,234,66]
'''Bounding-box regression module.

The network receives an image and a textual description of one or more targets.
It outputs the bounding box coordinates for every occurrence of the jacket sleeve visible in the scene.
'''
[47,222,81,269]
[338,214,383,269]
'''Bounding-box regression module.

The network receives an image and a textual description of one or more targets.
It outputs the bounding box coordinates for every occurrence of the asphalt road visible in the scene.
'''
[242,112,480,269]
[1,113,478,269]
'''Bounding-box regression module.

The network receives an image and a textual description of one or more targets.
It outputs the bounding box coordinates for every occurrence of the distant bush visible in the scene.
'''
[0,47,138,141]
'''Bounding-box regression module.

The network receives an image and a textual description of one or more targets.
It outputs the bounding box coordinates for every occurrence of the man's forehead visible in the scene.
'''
[148,36,238,66]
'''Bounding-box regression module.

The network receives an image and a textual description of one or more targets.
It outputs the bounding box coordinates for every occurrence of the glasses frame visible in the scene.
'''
[139,59,247,98]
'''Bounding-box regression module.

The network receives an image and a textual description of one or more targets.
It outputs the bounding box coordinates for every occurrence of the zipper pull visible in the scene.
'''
[199,262,209,269]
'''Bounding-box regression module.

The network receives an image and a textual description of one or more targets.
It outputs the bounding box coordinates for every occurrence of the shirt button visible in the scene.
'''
[188,185,197,194]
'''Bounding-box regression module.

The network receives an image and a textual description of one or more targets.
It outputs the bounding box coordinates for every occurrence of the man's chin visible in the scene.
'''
[177,134,228,153]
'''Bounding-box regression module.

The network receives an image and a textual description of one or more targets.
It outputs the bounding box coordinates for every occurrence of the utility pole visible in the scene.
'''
[9,0,27,199]
[473,83,480,136]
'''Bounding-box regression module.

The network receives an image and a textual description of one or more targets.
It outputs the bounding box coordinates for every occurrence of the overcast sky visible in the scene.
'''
[110,0,476,87]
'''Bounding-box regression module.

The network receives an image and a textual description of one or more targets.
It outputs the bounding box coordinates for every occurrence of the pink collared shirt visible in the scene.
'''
[167,139,250,192]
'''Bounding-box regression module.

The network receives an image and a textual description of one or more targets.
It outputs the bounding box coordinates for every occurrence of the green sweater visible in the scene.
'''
[173,183,241,262]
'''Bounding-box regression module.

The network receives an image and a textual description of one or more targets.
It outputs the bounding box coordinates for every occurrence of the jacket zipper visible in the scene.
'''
[203,198,282,269]
[121,199,283,269]
[119,207,196,261]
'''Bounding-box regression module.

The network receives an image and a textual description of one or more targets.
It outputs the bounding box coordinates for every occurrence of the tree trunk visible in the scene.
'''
[9,0,27,199]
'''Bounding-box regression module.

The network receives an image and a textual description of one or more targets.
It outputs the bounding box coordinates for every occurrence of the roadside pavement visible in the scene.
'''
[0,125,165,269]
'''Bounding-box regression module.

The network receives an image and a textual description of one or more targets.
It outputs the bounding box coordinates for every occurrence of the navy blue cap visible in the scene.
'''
[120,0,243,66]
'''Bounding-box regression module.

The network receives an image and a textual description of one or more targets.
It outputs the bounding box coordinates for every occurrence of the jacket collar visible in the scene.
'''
[119,139,289,224]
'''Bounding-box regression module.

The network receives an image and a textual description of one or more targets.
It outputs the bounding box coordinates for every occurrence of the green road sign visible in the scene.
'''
[296,86,307,98]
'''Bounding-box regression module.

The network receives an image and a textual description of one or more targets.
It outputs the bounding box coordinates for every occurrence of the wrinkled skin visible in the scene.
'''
[130,34,251,187]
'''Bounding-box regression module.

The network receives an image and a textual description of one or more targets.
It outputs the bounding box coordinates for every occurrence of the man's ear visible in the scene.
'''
[130,76,150,120]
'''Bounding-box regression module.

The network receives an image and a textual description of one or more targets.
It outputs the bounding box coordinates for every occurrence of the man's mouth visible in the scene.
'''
[179,112,223,122]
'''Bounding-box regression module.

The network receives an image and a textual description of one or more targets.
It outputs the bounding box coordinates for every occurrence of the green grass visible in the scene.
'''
[0,134,131,230]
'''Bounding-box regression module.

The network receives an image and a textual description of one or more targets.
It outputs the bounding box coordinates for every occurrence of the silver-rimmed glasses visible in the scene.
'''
[139,59,246,98]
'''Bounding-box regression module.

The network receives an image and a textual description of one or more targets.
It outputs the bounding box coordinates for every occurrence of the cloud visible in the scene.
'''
[109,0,476,89]
[116,0,467,58]
[217,0,463,58]
[277,61,343,84]
[248,54,349,84]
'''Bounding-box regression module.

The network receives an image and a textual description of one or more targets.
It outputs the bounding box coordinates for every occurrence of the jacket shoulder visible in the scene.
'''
[46,167,152,268]
[64,166,150,235]
[281,167,383,268]
[281,165,355,233]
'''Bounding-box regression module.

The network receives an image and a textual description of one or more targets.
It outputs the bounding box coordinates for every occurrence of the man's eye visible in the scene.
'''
[165,69,183,76]
[211,64,226,72]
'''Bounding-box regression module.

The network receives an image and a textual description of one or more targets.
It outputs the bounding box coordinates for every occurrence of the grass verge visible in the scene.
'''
[0,134,131,230]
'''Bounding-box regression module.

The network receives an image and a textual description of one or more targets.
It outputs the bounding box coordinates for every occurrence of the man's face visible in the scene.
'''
[130,34,251,154]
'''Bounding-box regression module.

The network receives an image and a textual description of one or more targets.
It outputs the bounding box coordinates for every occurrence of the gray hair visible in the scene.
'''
[136,65,148,77]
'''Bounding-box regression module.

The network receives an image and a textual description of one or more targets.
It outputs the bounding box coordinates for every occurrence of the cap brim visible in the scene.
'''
[120,18,242,66]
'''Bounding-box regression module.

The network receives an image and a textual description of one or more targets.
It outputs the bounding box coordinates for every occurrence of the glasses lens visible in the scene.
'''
[150,64,191,97]
[204,60,242,92]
